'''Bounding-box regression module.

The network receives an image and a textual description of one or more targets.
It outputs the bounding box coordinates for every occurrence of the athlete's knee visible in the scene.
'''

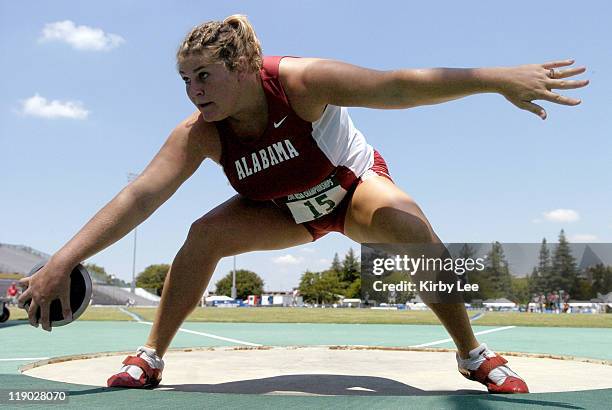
[186,211,247,259]
[371,197,434,243]
[375,210,433,242]
[183,215,229,259]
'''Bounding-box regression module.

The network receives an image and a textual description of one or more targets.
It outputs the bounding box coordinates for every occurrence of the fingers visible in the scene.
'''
[39,303,52,332]
[549,66,587,79]
[18,276,30,289]
[512,99,547,120]
[540,91,581,106]
[59,292,73,323]
[27,300,40,327]
[17,288,32,308]
[547,79,590,90]
[542,59,576,69]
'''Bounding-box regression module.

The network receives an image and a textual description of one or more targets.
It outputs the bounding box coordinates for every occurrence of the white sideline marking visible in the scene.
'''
[137,321,262,347]
[0,357,49,361]
[411,326,516,348]
[118,307,143,322]
[469,312,484,322]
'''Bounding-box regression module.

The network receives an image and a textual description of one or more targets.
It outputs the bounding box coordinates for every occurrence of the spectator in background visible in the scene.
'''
[562,291,570,313]
[547,292,555,312]
[530,294,538,313]
[291,289,299,307]
[6,282,19,306]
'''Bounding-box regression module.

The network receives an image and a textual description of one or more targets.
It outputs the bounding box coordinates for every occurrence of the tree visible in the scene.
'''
[319,270,344,303]
[298,271,320,303]
[532,238,552,293]
[215,269,264,300]
[511,277,530,304]
[551,230,579,295]
[461,242,512,300]
[528,267,540,297]
[85,263,128,286]
[331,253,342,273]
[573,278,592,301]
[136,264,170,296]
[344,277,362,299]
[341,248,360,283]
[458,243,476,260]
[457,243,475,298]
[589,264,612,297]
[298,269,344,304]
[458,243,482,302]
[299,249,362,304]
[466,268,494,301]
[85,263,111,284]
[484,242,512,299]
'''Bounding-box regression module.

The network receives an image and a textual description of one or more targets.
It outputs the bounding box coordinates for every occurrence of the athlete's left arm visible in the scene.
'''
[294,58,589,120]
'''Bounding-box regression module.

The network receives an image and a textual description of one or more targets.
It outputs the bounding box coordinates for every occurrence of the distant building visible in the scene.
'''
[0,243,49,274]
[261,291,303,307]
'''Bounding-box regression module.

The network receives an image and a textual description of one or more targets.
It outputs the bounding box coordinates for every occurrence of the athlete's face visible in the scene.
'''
[178,53,243,121]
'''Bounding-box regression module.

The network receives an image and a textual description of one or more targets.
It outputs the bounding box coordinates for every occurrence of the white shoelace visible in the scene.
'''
[119,346,164,380]
[457,343,521,386]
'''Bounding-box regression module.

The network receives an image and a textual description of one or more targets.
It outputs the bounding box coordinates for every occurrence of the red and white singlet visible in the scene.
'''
[217,56,391,237]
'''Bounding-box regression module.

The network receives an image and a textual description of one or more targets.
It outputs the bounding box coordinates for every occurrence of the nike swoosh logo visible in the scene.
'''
[273,116,288,128]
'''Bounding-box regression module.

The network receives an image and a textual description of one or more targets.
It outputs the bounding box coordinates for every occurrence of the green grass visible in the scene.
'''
[471,311,612,328]
[7,306,132,321]
[5,306,611,328]
[0,273,23,279]
[130,307,612,328]
[133,307,443,324]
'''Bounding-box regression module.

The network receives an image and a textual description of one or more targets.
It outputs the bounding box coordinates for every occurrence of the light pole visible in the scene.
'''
[127,172,139,294]
[231,255,237,300]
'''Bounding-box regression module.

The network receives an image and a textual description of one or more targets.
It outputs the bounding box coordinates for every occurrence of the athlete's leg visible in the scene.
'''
[145,195,313,357]
[344,176,479,359]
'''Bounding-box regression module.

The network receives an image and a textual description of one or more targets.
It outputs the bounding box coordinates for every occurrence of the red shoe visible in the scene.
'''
[107,347,163,389]
[457,344,529,394]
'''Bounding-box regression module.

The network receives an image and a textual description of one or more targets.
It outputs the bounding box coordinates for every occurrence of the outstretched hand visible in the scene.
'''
[498,59,589,120]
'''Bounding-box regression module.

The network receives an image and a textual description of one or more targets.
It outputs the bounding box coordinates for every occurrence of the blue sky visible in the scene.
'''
[1,1,610,291]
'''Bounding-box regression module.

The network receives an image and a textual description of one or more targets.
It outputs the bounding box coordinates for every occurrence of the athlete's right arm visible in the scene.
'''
[55,114,210,266]
[18,113,211,331]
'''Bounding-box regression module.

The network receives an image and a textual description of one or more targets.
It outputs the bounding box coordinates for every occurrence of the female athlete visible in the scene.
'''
[19,14,588,393]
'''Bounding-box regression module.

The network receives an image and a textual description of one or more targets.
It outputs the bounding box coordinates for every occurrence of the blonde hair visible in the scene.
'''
[177,14,263,72]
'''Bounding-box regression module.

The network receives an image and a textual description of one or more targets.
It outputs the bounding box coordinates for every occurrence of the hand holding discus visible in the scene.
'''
[18,260,92,331]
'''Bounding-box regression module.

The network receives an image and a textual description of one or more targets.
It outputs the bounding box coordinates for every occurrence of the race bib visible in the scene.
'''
[283,175,348,224]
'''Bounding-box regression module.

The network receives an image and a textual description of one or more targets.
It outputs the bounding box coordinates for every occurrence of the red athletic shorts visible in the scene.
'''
[302,150,393,241]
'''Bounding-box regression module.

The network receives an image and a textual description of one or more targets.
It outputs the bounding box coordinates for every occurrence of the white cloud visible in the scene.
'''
[542,209,580,223]
[272,255,303,265]
[39,20,124,51]
[569,234,598,242]
[20,94,89,119]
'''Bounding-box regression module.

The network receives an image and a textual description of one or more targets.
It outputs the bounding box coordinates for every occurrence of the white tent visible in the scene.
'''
[205,295,234,302]
[483,298,516,309]
[568,301,595,307]
[341,298,361,307]
[405,295,428,310]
